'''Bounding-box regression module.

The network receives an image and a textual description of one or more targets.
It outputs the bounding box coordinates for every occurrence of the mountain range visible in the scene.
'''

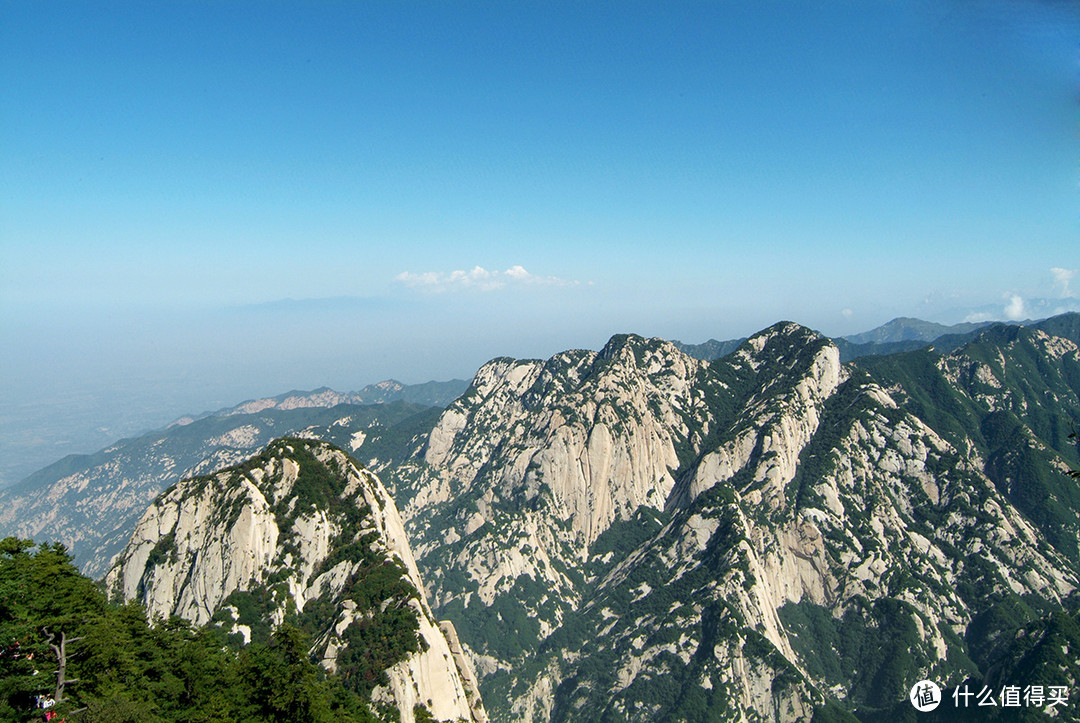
[2,314,1079,720]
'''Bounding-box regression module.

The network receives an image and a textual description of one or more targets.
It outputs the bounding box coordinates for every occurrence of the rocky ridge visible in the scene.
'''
[106,438,487,723]
[389,335,711,682]
[387,321,1080,721]
[537,369,1074,721]
[174,379,469,425]
[0,401,440,578]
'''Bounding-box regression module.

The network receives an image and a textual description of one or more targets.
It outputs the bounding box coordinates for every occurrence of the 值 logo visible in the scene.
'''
[910,679,942,712]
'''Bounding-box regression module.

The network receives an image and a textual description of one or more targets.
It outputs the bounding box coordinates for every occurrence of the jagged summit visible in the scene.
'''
[598,331,661,359]
[107,438,487,723]
[382,317,1080,721]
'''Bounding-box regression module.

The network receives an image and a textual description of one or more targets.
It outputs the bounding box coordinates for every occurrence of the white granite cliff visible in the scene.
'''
[390,323,1079,722]
[106,438,487,723]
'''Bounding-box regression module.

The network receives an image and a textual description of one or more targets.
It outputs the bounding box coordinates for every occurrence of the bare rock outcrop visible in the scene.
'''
[106,438,486,723]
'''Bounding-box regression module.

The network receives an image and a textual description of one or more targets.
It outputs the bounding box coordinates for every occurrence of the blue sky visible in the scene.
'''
[1,1,1077,481]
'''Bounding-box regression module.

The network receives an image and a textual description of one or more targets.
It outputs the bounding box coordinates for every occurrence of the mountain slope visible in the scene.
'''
[856,323,1080,564]
[386,319,1080,721]
[106,437,487,723]
[179,379,470,424]
[0,401,438,577]
[538,367,1074,721]
[843,317,993,346]
[384,334,711,717]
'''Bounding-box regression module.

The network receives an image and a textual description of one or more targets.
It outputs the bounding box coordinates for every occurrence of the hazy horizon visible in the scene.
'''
[5,306,1080,491]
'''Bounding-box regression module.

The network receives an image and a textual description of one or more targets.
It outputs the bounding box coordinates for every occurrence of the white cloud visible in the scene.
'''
[841,308,853,318]
[504,265,530,280]
[1003,294,1026,321]
[394,265,577,293]
[1051,267,1077,298]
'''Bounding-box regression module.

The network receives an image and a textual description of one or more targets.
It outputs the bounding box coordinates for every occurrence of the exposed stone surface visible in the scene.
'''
[386,321,1080,721]
[106,438,485,723]
[389,336,712,694]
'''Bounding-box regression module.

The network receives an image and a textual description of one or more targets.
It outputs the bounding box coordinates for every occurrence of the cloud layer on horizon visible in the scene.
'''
[394,265,580,293]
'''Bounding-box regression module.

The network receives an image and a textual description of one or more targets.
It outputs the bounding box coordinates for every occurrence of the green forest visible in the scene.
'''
[0,537,402,723]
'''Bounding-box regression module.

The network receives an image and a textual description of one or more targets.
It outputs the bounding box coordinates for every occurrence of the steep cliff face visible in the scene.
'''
[390,322,1080,721]
[669,322,845,511]
[416,335,707,545]
[388,335,712,685]
[106,438,486,723]
[536,374,1075,722]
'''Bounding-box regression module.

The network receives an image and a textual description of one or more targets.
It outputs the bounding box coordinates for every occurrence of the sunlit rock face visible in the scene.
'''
[106,438,487,723]
[392,334,712,688]
[389,321,1080,722]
